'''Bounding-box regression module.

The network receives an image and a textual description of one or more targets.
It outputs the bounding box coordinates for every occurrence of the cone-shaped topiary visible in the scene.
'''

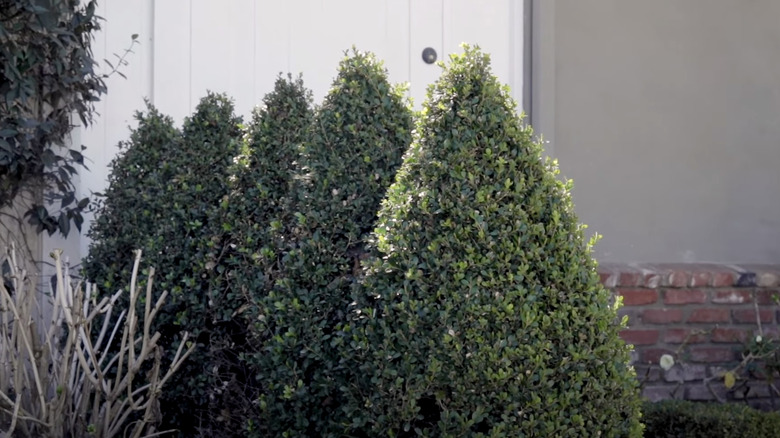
[149,93,244,435]
[208,74,313,314]
[198,75,313,435]
[85,93,245,436]
[246,50,413,436]
[340,45,643,437]
[84,103,180,295]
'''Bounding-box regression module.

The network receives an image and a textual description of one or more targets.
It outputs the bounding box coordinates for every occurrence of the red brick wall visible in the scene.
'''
[599,263,780,410]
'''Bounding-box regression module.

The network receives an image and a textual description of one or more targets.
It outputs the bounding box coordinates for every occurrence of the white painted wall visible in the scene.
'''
[44,0,525,263]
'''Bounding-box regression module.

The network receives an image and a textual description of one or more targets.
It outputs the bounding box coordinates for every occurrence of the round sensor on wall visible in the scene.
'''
[422,47,437,64]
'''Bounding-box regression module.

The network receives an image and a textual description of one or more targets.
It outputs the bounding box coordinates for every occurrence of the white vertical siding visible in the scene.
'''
[443,0,521,104]
[253,3,292,105]
[153,0,192,123]
[409,0,444,106]
[191,0,257,115]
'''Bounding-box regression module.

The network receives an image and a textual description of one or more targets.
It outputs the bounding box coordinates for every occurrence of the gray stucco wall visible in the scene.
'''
[532,0,780,263]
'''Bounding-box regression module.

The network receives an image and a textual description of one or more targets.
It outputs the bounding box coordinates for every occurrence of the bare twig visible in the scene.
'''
[754,292,764,337]
[0,246,196,437]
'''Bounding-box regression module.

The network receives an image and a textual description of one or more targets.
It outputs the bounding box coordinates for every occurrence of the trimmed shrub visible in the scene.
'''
[145,93,243,434]
[201,75,313,434]
[642,400,780,438]
[339,45,643,437]
[84,103,179,296]
[247,50,413,436]
[85,93,244,435]
[209,74,313,313]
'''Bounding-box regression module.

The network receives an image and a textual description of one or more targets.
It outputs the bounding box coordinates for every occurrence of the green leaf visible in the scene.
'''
[724,371,736,389]
[58,212,70,237]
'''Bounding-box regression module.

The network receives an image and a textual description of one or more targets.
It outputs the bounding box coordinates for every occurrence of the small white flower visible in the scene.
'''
[659,354,675,371]
[756,335,763,343]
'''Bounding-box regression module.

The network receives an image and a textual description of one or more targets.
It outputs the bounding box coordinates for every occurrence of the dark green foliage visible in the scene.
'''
[85,93,244,435]
[201,75,313,435]
[84,103,180,294]
[209,74,313,312]
[642,400,780,438]
[0,0,132,235]
[146,93,243,435]
[247,50,413,436]
[339,46,643,437]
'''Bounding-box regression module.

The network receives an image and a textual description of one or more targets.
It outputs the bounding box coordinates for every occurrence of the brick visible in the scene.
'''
[741,384,771,399]
[664,363,706,383]
[733,309,773,324]
[599,271,616,288]
[620,329,660,346]
[633,265,663,289]
[763,326,780,339]
[664,328,708,344]
[709,366,728,378]
[688,271,712,287]
[710,270,736,288]
[643,273,662,289]
[712,289,752,304]
[689,347,736,363]
[640,348,675,364]
[642,309,684,324]
[618,271,643,287]
[598,263,623,285]
[642,385,681,402]
[666,270,690,288]
[686,385,729,401]
[711,327,748,343]
[664,289,706,305]
[618,289,658,306]
[757,272,780,288]
[688,308,730,323]
[634,364,662,383]
[756,289,780,305]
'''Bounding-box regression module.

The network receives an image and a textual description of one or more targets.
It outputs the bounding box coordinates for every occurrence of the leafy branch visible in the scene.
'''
[0,0,138,248]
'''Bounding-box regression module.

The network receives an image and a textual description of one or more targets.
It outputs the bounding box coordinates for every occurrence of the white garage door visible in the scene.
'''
[153,0,524,120]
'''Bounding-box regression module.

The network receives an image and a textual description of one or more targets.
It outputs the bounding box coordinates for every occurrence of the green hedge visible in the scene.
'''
[643,400,780,438]
[84,103,180,296]
[85,93,244,435]
[246,49,413,436]
[338,45,643,437]
[202,74,313,435]
[85,46,647,438]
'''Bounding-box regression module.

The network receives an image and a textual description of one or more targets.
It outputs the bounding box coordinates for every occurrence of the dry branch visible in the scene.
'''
[0,246,196,437]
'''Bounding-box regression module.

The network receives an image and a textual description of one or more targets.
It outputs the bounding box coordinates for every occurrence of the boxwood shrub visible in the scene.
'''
[201,75,313,435]
[339,45,643,437]
[84,103,179,295]
[85,93,244,435]
[643,400,780,438]
[246,49,413,436]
